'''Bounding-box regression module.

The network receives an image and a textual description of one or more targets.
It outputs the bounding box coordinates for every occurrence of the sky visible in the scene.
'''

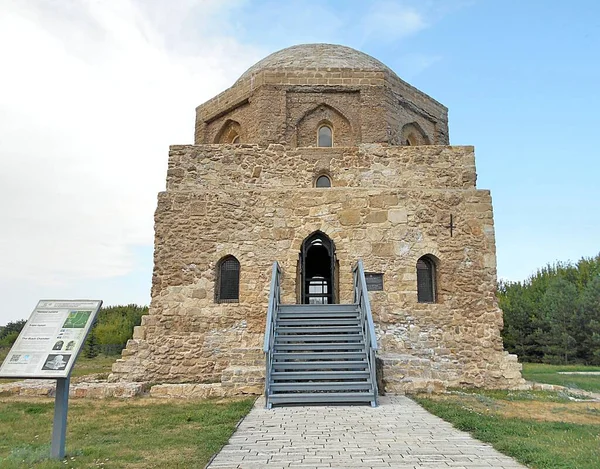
[1,0,599,325]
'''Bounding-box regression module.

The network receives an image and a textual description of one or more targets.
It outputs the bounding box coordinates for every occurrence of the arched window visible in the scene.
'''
[317,125,333,147]
[315,175,331,187]
[400,122,430,146]
[416,256,436,303]
[215,256,240,303]
[215,120,241,144]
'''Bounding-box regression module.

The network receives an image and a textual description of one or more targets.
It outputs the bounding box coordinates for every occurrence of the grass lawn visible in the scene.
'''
[414,389,600,469]
[70,355,118,379]
[522,363,600,393]
[0,397,255,468]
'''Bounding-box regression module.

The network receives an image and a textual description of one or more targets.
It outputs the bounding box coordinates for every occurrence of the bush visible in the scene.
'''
[85,304,148,355]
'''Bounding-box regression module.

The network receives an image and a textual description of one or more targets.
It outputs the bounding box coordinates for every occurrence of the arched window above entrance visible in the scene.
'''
[215,255,240,303]
[416,255,436,303]
[317,125,333,147]
[315,175,331,187]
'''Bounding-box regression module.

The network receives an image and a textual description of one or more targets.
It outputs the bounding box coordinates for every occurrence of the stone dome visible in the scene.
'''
[236,43,396,84]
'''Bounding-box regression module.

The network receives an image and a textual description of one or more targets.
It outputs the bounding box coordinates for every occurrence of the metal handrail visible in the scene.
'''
[263,261,281,407]
[353,259,379,406]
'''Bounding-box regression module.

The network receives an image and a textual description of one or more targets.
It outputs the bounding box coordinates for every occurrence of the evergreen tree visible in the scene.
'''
[498,252,600,364]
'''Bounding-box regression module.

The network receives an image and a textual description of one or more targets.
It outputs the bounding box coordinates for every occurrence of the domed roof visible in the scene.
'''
[236,43,396,83]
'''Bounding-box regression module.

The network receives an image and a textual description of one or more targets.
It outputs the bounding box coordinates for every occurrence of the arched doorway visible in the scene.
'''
[299,232,336,304]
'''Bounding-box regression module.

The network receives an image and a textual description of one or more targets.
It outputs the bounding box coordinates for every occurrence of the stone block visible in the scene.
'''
[365,211,388,223]
[338,209,361,225]
[388,209,408,224]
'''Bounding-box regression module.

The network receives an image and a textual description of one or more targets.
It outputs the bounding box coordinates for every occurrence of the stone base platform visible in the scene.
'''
[0,378,149,398]
[2,378,598,401]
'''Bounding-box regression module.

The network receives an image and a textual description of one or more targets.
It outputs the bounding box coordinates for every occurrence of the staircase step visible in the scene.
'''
[274,343,365,351]
[272,361,368,370]
[279,304,359,313]
[273,352,366,361]
[275,334,364,343]
[276,326,361,334]
[270,381,373,391]
[278,311,360,319]
[277,319,360,327]
[266,302,376,407]
[271,370,370,380]
[267,392,374,404]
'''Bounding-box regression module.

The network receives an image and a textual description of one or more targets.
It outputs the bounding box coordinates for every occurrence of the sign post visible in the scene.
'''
[0,300,102,459]
[51,377,70,459]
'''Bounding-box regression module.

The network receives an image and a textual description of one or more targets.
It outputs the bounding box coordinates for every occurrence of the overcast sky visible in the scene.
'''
[1,0,599,325]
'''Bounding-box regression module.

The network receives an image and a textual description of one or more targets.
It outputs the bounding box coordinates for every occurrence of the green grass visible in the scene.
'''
[70,355,117,379]
[0,397,255,468]
[522,363,600,393]
[414,393,600,469]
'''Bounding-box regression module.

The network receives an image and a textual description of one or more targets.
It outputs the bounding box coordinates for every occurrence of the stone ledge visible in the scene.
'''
[0,379,149,398]
[149,383,261,399]
[385,378,447,394]
[524,381,600,401]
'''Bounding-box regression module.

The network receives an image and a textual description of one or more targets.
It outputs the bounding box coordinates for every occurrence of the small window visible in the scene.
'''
[231,135,240,144]
[315,175,331,187]
[416,256,436,303]
[318,125,332,147]
[216,256,240,303]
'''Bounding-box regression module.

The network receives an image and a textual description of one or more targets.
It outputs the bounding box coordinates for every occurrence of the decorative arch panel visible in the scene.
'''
[295,104,354,147]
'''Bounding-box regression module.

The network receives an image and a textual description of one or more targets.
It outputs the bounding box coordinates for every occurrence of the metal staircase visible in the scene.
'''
[264,261,378,408]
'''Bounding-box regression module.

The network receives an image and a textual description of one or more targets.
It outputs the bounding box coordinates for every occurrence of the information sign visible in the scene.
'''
[365,273,384,291]
[0,300,102,379]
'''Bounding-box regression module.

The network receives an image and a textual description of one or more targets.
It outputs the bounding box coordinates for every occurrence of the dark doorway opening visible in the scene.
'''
[300,232,336,304]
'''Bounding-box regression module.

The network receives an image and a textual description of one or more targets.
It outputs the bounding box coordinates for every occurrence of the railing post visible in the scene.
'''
[353,259,379,406]
[264,261,280,409]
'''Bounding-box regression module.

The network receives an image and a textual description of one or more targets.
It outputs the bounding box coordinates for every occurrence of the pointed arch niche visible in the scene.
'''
[214,119,242,144]
[401,122,431,146]
[295,104,354,147]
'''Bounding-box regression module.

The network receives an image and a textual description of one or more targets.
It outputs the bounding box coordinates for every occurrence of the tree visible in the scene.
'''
[498,252,600,364]
[83,327,99,358]
[541,278,578,364]
[577,276,600,365]
[0,319,26,348]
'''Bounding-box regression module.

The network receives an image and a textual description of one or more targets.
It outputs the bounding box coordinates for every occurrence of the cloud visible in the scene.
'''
[362,1,429,42]
[394,53,443,78]
[0,0,262,285]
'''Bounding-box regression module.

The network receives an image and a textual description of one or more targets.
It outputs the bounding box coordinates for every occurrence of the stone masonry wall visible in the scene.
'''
[195,70,449,147]
[166,144,476,192]
[111,144,524,392]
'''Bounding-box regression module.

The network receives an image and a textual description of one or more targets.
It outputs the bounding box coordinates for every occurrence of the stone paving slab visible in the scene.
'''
[207,396,527,469]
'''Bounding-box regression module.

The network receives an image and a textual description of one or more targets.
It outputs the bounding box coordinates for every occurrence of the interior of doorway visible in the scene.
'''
[299,231,337,304]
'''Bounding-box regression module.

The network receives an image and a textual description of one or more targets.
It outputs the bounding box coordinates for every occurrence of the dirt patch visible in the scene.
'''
[424,393,600,425]
[496,400,600,425]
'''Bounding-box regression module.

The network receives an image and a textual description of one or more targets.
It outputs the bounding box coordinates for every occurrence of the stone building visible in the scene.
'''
[110,44,524,395]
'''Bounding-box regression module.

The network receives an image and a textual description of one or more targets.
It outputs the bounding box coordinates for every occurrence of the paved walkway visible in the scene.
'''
[207,396,527,469]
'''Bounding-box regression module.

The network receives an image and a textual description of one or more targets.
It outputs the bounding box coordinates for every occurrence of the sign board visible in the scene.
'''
[365,273,384,291]
[0,300,102,379]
